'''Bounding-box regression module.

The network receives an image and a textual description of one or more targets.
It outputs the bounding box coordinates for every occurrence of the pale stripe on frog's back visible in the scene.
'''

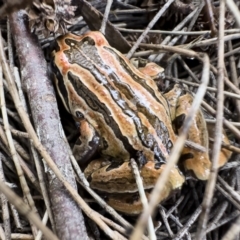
[53,35,168,162]
[75,32,176,154]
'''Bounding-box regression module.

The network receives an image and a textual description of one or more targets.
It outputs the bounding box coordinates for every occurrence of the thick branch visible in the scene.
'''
[9,11,88,240]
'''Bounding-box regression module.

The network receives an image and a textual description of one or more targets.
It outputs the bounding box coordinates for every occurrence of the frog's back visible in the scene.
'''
[52,32,176,163]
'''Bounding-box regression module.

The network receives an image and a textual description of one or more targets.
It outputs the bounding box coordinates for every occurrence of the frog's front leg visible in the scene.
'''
[73,119,100,166]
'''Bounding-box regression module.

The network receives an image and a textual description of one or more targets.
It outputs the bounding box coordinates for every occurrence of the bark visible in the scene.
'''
[9,11,88,240]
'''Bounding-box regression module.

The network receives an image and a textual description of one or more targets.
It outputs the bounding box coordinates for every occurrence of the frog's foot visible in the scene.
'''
[103,192,149,215]
[73,119,100,165]
[102,161,184,215]
[84,159,185,214]
[140,161,185,190]
[179,151,211,180]
[207,123,232,168]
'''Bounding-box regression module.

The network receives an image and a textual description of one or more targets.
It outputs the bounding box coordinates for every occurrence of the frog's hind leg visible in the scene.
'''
[84,160,139,193]
[173,92,232,180]
[84,158,185,214]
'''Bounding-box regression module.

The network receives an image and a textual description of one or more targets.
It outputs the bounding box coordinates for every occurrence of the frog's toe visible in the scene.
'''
[182,155,211,180]
[141,161,185,192]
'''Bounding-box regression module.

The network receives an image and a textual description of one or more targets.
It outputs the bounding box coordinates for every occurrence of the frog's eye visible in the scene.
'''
[75,111,84,119]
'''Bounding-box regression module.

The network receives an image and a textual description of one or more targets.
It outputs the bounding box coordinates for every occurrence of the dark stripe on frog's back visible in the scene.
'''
[67,71,133,153]
[81,40,173,154]
[63,37,166,161]
[52,61,71,112]
[103,47,169,109]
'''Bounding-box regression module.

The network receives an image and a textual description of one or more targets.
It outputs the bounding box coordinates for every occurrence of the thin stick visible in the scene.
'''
[7,19,14,68]
[35,211,48,240]
[12,138,30,161]
[173,206,202,240]
[150,7,198,62]
[180,33,240,48]
[211,64,240,96]
[226,0,240,27]
[96,212,127,235]
[227,41,240,117]
[10,203,22,230]
[0,157,10,240]
[221,215,240,240]
[177,56,231,116]
[181,0,205,43]
[0,225,6,240]
[159,208,174,237]
[166,196,184,217]
[201,101,240,140]
[0,180,58,240]
[216,184,240,210]
[204,0,217,35]
[0,126,41,191]
[127,0,175,58]
[196,1,225,238]
[207,201,229,232]
[212,45,240,62]
[31,144,56,233]
[8,234,34,239]
[0,155,16,179]
[13,67,28,112]
[184,140,206,153]
[118,28,240,35]
[218,176,240,206]
[0,61,39,236]
[100,0,113,34]
[165,76,240,100]
[6,128,29,138]
[209,137,240,154]
[137,42,202,58]
[152,29,186,62]
[130,159,156,240]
